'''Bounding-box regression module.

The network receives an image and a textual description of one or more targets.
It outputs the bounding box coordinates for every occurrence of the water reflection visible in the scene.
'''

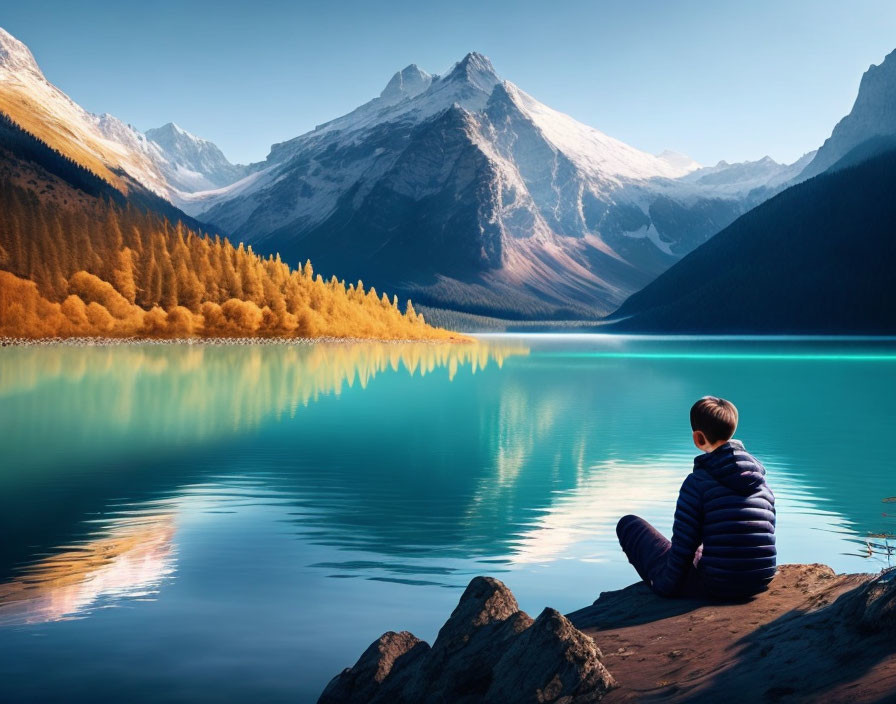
[0,341,528,469]
[1,337,894,702]
[0,511,176,626]
[6,337,888,584]
[505,458,685,564]
[0,341,529,623]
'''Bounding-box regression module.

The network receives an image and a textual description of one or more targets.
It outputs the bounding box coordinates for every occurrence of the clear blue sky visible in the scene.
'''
[4,0,895,166]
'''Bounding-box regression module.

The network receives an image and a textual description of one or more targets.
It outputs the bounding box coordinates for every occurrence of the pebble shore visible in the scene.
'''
[0,336,466,347]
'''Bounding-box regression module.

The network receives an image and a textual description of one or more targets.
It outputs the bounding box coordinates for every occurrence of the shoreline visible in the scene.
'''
[320,563,896,703]
[0,335,473,347]
[5,333,896,348]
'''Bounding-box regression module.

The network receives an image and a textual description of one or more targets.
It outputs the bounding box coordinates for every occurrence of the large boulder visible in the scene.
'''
[317,576,616,703]
[408,576,534,702]
[317,630,429,704]
[486,608,616,703]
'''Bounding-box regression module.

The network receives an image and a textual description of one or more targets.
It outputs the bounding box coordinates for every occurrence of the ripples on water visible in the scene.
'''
[0,343,526,615]
[0,336,894,702]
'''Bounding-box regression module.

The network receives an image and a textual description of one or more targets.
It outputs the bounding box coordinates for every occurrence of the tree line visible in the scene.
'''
[0,176,459,340]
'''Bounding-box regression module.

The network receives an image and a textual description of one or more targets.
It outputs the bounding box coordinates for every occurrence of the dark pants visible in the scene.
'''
[616,514,704,597]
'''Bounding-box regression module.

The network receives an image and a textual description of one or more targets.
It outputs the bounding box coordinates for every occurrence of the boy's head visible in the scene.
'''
[690,396,738,452]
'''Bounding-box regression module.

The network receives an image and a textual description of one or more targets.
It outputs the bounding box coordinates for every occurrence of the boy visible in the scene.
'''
[616,396,776,599]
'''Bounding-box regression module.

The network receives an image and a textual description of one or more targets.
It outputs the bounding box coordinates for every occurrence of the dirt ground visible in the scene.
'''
[568,564,896,703]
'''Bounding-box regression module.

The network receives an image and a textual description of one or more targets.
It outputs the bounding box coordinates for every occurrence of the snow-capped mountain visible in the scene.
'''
[145,122,247,192]
[0,27,244,202]
[194,52,763,318]
[0,26,840,319]
[0,26,169,195]
[798,48,896,180]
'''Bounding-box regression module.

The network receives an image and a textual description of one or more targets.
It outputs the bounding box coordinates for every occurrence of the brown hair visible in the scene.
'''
[690,396,738,443]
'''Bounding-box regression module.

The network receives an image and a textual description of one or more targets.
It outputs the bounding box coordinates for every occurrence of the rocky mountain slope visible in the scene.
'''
[193,53,796,319]
[798,48,896,180]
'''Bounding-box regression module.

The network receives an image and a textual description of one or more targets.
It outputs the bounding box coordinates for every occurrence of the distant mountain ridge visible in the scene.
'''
[145,122,248,192]
[682,152,815,195]
[609,44,896,334]
[610,147,896,333]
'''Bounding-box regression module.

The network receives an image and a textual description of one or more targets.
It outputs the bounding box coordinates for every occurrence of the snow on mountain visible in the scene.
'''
[0,26,245,202]
[259,52,501,168]
[0,27,821,319]
[0,26,167,193]
[195,52,765,318]
[683,151,816,196]
[0,26,40,75]
[145,122,247,192]
[798,48,896,180]
[379,64,433,104]
[498,81,696,182]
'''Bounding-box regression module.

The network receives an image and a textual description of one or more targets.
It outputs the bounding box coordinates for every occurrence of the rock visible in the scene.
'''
[318,565,896,703]
[317,576,616,704]
[486,608,616,703]
[413,611,533,702]
[317,631,429,704]
[411,576,532,701]
[849,567,896,634]
[432,575,523,652]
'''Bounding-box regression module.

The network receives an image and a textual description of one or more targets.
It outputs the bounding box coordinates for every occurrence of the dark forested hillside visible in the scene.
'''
[610,149,896,333]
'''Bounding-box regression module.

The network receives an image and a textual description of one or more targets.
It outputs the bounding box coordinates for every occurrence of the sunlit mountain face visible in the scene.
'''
[190,53,759,319]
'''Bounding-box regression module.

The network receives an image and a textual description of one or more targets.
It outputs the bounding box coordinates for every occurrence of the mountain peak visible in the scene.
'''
[144,122,245,190]
[798,46,896,180]
[0,27,41,76]
[380,64,433,103]
[459,51,495,70]
[855,46,896,106]
[444,51,499,92]
[148,122,191,139]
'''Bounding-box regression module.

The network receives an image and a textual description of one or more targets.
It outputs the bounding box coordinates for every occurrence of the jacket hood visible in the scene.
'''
[694,439,767,495]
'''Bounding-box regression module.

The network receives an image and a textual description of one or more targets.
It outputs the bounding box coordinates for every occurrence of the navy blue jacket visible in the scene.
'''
[653,440,776,598]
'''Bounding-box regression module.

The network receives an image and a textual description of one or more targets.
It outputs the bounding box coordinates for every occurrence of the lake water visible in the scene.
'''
[1,335,894,703]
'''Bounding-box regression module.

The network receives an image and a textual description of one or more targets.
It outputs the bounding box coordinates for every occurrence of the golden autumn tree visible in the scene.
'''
[0,175,464,342]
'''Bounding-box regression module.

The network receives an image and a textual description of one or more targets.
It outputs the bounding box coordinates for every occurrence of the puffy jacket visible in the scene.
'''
[653,439,776,598]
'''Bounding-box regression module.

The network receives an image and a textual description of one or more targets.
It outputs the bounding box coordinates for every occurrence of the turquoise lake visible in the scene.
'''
[1,335,894,703]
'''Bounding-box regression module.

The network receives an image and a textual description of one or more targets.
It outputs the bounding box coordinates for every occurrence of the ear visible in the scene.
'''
[693,430,707,449]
